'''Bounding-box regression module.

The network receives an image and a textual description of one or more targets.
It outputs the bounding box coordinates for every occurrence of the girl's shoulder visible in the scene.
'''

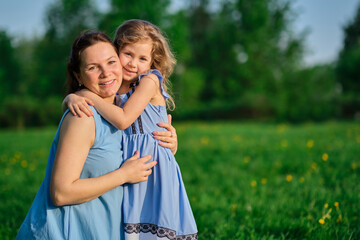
[138,69,169,100]
[138,69,163,83]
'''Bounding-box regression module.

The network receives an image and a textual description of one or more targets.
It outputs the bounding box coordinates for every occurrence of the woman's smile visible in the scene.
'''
[99,79,116,86]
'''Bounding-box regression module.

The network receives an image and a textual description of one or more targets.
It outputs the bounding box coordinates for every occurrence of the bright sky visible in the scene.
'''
[0,0,359,65]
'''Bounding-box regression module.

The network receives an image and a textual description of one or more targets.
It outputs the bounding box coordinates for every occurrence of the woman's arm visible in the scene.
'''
[50,113,157,206]
[78,74,158,130]
[153,114,178,155]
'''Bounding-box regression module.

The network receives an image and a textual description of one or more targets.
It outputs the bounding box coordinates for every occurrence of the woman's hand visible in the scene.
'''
[153,114,178,155]
[64,93,94,117]
[120,151,157,183]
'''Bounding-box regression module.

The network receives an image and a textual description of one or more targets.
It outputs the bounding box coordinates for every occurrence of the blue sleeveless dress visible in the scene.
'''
[16,107,124,240]
[119,70,198,240]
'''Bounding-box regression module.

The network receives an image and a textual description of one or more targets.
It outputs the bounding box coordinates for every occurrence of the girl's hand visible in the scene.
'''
[120,151,157,183]
[65,93,94,117]
[153,114,178,155]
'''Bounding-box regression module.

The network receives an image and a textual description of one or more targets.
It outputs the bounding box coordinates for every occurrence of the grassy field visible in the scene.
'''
[0,121,359,239]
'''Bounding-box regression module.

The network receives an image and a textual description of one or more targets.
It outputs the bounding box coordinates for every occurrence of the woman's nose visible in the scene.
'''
[100,67,110,78]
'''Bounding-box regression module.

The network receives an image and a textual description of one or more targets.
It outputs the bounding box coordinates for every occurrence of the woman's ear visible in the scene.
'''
[74,72,82,86]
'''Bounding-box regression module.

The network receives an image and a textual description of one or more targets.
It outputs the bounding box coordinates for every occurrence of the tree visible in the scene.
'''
[98,0,172,37]
[0,30,20,100]
[30,0,99,98]
[336,4,360,117]
[177,0,305,118]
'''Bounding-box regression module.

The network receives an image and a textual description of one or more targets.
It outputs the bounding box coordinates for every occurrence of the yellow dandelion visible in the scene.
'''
[336,218,342,223]
[4,168,11,175]
[311,162,317,170]
[200,137,209,145]
[286,174,293,182]
[232,135,242,142]
[319,219,325,225]
[21,160,28,168]
[299,177,305,183]
[29,163,36,171]
[10,158,17,165]
[232,204,237,212]
[192,196,198,202]
[324,203,329,208]
[307,140,314,149]
[334,202,339,208]
[277,124,287,133]
[322,153,328,161]
[281,140,288,148]
[261,178,267,184]
[243,156,251,164]
[14,152,22,159]
[351,163,357,170]
[251,180,257,187]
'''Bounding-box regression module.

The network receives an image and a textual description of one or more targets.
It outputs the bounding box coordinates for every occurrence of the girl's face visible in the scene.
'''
[119,39,153,82]
[78,42,122,102]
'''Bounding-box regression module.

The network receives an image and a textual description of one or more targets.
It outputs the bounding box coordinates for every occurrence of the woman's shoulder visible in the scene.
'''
[61,110,95,130]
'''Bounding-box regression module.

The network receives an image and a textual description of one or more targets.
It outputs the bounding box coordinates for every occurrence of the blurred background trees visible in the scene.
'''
[0,0,359,128]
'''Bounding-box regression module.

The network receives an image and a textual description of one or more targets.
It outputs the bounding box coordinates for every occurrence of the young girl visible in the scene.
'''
[65,20,197,239]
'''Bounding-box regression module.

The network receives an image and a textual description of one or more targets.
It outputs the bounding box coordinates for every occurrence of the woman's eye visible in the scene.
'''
[109,60,116,64]
[88,66,96,71]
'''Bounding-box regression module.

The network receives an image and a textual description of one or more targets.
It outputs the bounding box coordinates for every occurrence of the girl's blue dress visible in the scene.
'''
[119,70,198,240]
[16,107,124,240]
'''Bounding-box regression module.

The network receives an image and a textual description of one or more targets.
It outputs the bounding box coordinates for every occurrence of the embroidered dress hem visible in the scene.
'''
[124,223,198,240]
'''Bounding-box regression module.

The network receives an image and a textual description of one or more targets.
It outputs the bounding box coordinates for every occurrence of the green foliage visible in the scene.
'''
[29,0,99,98]
[172,0,309,120]
[336,4,360,117]
[0,96,63,129]
[0,30,21,100]
[98,0,172,37]
[273,64,340,122]
[1,0,357,126]
[1,122,359,239]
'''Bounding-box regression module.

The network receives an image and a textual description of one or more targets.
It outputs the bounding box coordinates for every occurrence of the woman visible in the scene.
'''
[16,31,177,239]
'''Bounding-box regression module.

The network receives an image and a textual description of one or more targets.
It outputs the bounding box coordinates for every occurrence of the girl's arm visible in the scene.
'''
[62,93,94,117]
[50,113,157,206]
[78,74,158,130]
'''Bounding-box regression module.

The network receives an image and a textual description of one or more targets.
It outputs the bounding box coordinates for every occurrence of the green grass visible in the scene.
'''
[1,121,359,239]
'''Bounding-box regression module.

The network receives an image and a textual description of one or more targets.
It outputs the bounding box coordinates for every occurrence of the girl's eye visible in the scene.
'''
[140,57,148,61]
[88,66,97,71]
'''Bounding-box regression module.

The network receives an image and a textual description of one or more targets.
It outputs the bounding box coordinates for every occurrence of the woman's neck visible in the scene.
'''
[118,81,133,95]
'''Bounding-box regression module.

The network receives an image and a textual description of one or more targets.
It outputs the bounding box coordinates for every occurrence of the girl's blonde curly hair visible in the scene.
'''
[114,19,176,110]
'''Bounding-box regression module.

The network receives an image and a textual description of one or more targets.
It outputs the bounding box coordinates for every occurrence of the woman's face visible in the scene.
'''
[119,39,153,82]
[78,42,122,102]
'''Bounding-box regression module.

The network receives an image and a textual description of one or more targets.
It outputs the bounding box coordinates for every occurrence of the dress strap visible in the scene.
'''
[127,89,144,135]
